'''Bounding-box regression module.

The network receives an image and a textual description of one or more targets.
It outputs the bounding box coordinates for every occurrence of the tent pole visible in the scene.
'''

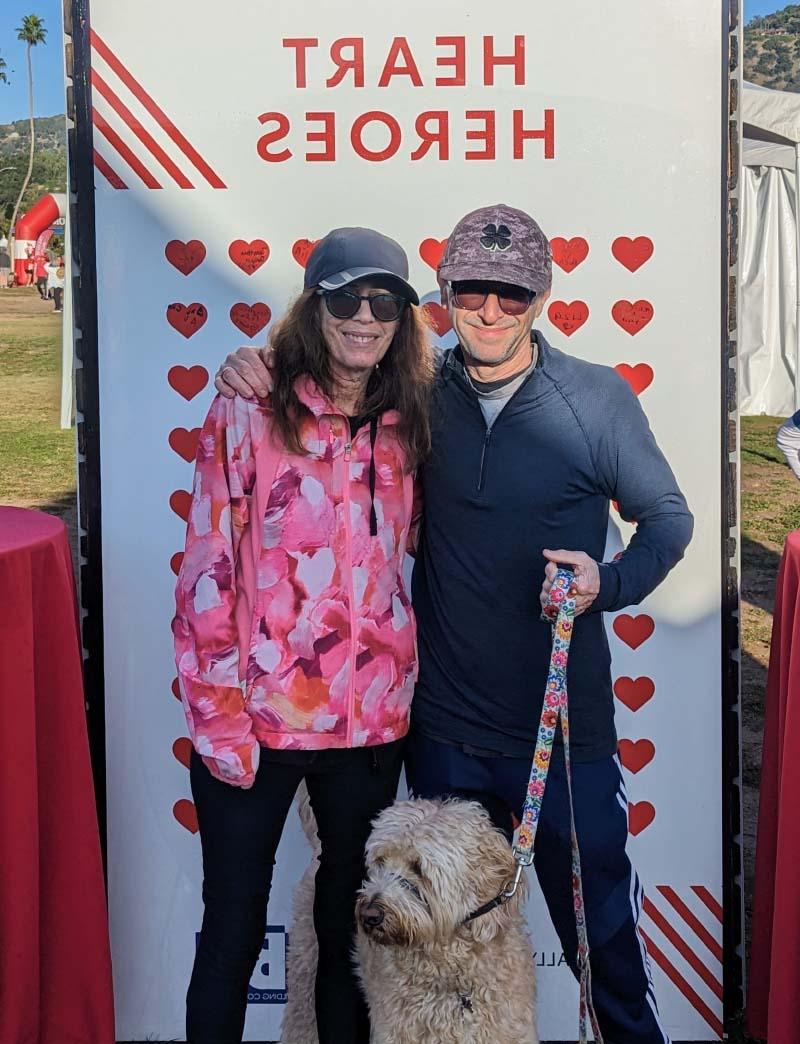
[795,144,800,412]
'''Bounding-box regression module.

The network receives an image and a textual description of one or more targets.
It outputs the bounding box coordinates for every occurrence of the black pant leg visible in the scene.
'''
[186,748,302,1044]
[305,740,404,1044]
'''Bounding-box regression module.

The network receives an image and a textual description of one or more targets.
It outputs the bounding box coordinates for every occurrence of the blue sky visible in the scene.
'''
[0,0,791,124]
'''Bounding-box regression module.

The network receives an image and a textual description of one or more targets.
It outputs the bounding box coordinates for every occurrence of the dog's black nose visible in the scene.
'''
[360,904,385,929]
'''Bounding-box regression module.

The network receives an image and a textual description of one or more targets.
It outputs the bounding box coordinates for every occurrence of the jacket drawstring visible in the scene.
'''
[369,417,378,536]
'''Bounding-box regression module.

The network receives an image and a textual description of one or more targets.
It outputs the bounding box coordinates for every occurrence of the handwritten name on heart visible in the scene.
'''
[170,552,184,576]
[613,614,655,649]
[614,363,654,396]
[612,300,654,336]
[173,798,199,834]
[550,237,589,273]
[168,365,208,401]
[422,302,453,337]
[612,236,654,272]
[614,676,655,711]
[229,239,270,275]
[169,490,192,522]
[628,801,656,836]
[618,738,656,774]
[547,300,589,337]
[169,427,200,462]
[172,737,193,770]
[292,238,320,268]
[230,302,272,339]
[167,303,208,339]
[165,239,206,275]
[419,238,448,271]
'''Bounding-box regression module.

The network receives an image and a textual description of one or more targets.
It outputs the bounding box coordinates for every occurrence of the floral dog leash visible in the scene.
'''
[511,566,604,1044]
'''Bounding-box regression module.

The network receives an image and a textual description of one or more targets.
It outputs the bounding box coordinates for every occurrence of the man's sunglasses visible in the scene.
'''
[451,280,535,316]
[318,288,406,322]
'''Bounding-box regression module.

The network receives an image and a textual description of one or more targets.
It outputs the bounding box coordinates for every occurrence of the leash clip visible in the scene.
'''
[500,860,529,902]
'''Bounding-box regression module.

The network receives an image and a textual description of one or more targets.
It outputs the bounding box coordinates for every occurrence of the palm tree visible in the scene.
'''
[0,53,8,85]
[8,16,47,263]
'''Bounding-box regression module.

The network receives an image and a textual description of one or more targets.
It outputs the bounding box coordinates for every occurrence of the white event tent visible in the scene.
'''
[741,80,800,416]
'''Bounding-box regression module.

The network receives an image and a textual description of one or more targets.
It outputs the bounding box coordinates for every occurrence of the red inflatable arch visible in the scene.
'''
[13,193,67,284]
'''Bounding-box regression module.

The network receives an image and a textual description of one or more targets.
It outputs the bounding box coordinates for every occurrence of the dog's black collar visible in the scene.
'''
[462,892,509,924]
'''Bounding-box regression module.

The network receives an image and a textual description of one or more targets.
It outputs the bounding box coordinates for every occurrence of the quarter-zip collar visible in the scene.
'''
[295,373,400,428]
[442,329,547,396]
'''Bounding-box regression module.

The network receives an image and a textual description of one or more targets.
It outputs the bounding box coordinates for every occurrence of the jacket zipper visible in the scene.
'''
[477,429,492,491]
[342,433,357,747]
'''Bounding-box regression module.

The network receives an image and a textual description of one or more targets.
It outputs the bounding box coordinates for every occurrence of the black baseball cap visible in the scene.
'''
[304,227,419,305]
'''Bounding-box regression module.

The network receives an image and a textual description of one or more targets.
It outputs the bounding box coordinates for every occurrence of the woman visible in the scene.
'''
[173,226,433,1044]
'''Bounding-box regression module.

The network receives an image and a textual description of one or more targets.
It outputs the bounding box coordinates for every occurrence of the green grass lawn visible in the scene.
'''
[0,288,75,509]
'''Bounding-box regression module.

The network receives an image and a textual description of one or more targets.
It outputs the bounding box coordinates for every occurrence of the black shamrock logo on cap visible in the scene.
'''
[480,223,512,252]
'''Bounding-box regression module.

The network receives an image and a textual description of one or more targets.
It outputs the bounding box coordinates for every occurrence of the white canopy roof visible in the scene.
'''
[743,80,800,168]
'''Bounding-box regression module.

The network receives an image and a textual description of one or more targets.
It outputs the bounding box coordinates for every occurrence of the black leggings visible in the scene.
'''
[186,740,404,1044]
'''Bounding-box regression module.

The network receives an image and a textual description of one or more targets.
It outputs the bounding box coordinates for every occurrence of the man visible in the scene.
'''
[214,204,693,1044]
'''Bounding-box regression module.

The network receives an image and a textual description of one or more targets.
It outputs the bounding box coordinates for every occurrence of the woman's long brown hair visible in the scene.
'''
[269,289,435,470]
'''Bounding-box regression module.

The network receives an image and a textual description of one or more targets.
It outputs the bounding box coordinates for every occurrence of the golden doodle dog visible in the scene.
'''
[280,792,538,1044]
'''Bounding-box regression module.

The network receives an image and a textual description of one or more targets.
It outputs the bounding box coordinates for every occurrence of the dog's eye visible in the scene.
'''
[410,859,423,877]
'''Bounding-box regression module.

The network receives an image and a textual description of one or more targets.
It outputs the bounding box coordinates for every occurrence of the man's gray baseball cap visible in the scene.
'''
[304,227,419,305]
[438,204,552,294]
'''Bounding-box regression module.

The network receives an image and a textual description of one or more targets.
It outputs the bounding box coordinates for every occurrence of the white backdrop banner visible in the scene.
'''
[740,162,798,417]
[83,2,727,1040]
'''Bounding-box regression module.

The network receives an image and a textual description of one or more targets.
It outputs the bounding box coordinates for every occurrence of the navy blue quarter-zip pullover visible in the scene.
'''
[410,332,694,761]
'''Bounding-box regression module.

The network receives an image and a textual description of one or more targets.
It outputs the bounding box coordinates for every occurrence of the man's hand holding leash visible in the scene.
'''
[541,548,600,617]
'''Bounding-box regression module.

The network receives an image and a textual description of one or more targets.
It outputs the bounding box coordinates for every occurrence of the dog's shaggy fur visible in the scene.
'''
[356,799,538,1043]
[280,795,538,1044]
[279,782,320,1044]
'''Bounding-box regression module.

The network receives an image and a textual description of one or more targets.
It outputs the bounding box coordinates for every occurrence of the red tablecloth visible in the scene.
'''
[0,507,114,1044]
[748,528,800,1044]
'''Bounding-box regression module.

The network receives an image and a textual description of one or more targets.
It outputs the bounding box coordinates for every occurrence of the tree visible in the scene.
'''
[8,15,47,259]
[0,53,7,85]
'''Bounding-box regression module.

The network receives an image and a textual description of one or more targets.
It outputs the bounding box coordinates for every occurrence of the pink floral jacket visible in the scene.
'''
[173,377,419,788]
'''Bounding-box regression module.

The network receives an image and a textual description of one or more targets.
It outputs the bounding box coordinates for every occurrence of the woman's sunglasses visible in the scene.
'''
[451,280,535,316]
[318,288,406,323]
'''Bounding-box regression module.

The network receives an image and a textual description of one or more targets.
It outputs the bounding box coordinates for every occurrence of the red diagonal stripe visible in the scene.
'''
[92,109,162,189]
[92,69,194,188]
[90,29,226,188]
[692,886,724,923]
[643,897,722,1000]
[640,930,723,1038]
[93,149,128,189]
[657,886,723,963]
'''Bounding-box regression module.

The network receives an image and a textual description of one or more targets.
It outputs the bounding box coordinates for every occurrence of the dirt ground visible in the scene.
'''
[0,286,787,1042]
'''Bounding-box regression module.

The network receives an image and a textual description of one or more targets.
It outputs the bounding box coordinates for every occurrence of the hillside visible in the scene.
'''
[745,5,800,92]
[0,114,65,157]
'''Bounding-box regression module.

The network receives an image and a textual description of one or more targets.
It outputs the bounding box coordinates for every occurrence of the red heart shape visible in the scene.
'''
[628,801,656,836]
[292,238,320,268]
[613,614,655,650]
[165,239,206,276]
[168,365,208,401]
[169,490,192,522]
[614,676,655,711]
[167,302,208,339]
[172,737,193,770]
[229,239,270,275]
[547,300,589,337]
[550,237,589,273]
[612,236,654,272]
[618,738,656,774]
[168,427,200,462]
[172,677,182,701]
[612,300,654,336]
[230,302,272,339]
[615,363,654,396]
[173,798,199,834]
[422,302,453,337]
[170,552,184,576]
[419,238,448,271]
